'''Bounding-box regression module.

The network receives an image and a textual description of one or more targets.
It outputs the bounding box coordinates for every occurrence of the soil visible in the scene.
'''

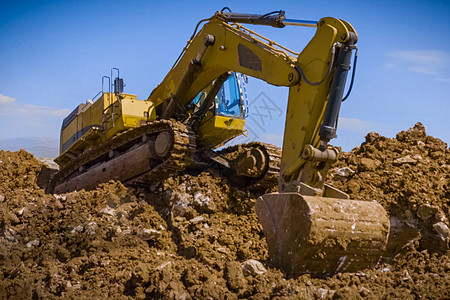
[0,123,449,299]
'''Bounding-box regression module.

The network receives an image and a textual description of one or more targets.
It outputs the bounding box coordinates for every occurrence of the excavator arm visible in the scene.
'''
[148,11,358,194]
[149,10,388,277]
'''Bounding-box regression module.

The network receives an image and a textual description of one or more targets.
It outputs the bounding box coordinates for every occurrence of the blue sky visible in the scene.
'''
[1,0,449,156]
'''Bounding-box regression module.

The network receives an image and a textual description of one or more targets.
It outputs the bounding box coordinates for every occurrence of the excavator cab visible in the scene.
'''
[192,72,246,119]
[215,72,246,119]
[195,72,247,148]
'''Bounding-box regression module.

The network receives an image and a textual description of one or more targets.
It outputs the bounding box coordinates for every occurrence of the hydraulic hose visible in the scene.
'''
[295,42,339,86]
[342,47,358,102]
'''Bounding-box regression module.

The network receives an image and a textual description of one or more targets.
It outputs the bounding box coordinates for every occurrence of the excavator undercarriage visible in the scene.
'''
[50,120,195,193]
[50,119,281,194]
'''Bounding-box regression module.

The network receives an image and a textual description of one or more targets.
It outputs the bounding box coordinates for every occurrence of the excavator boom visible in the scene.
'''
[151,12,389,276]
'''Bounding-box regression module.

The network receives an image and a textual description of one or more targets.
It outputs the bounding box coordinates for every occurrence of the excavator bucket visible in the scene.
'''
[255,192,390,277]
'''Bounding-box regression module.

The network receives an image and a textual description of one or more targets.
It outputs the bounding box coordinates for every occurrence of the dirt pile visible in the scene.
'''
[0,123,449,299]
[330,122,450,256]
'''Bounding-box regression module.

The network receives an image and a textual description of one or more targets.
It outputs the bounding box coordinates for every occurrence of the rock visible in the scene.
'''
[412,154,423,160]
[336,167,355,177]
[4,228,17,242]
[36,157,59,169]
[53,194,67,201]
[189,216,205,224]
[317,288,335,299]
[365,131,382,143]
[171,193,190,217]
[402,270,411,281]
[359,287,371,297]
[216,247,230,254]
[225,261,247,292]
[137,228,161,241]
[0,194,5,202]
[396,122,427,142]
[347,181,361,194]
[433,222,450,240]
[359,157,380,171]
[393,155,417,166]
[417,204,439,221]
[71,225,84,234]
[193,193,216,212]
[156,261,172,270]
[413,122,426,132]
[242,259,267,276]
[86,222,98,235]
[26,240,40,247]
[54,199,64,210]
[100,207,116,216]
[430,151,444,159]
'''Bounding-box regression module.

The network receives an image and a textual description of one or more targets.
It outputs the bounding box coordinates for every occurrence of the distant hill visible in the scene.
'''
[0,137,59,158]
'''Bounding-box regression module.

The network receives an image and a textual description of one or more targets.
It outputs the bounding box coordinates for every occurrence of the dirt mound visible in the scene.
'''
[329,122,450,256]
[1,123,449,299]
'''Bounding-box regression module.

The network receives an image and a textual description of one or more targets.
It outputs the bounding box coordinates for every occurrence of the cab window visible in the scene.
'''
[216,73,244,118]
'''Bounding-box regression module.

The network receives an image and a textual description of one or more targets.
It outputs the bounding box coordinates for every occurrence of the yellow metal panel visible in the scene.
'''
[148,19,299,108]
[198,115,245,148]
[59,92,157,158]
[122,98,156,127]
[281,18,357,179]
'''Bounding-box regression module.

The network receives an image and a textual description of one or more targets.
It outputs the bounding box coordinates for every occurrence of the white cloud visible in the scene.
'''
[0,93,16,104]
[16,104,70,117]
[0,95,70,117]
[408,66,439,76]
[0,93,70,140]
[435,77,450,83]
[339,117,373,132]
[391,50,449,64]
[387,50,450,81]
[383,62,394,69]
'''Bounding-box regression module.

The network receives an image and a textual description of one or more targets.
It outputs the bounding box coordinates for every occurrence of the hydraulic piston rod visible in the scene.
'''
[319,33,358,145]
[282,18,317,27]
[217,11,317,28]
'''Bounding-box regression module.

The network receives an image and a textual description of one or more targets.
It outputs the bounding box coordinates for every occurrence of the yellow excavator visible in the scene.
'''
[50,10,389,277]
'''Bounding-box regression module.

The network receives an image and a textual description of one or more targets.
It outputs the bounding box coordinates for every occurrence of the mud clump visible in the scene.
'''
[1,122,450,299]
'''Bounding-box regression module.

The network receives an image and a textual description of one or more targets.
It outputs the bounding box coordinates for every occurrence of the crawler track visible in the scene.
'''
[48,120,196,193]
[219,142,281,190]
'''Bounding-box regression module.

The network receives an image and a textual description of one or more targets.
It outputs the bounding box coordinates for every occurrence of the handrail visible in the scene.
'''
[111,68,120,91]
[92,91,102,101]
[102,76,111,93]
